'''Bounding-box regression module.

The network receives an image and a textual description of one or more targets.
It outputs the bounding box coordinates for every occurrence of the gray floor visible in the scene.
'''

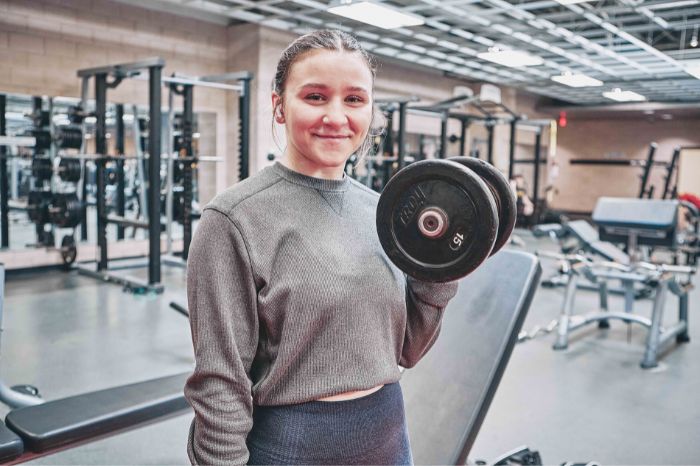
[0,229,698,465]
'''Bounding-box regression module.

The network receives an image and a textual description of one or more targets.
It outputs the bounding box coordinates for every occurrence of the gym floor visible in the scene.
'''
[1,230,698,465]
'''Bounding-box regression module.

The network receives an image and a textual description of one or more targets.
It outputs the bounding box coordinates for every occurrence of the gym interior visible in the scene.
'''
[1,0,699,464]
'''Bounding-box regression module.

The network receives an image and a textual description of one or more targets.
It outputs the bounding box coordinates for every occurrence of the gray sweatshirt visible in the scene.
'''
[184,162,459,465]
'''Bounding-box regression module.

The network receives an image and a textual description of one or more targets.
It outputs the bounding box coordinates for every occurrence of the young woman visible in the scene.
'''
[184,30,458,465]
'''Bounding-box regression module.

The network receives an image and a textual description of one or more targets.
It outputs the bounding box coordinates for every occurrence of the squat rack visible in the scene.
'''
[74,57,165,293]
[161,71,253,266]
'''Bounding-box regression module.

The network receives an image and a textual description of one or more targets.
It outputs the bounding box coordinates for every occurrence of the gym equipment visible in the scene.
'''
[0,264,190,462]
[27,191,52,225]
[74,58,167,294]
[54,125,83,150]
[31,157,53,183]
[402,250,541,464]
[162,71,252,266]
[57,157,81,183]
[536,219,659,298]
[60,234,77,268]
[48,193,83,229]
[549,197,695,369]
[449,156,517,255]
[377,159,499,282]
[570,143,681,201]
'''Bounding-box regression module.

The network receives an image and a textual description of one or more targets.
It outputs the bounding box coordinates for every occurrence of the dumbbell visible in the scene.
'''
[376,158,516,282]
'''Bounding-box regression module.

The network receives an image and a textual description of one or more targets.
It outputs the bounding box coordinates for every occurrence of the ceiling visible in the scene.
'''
[117,0,700,106]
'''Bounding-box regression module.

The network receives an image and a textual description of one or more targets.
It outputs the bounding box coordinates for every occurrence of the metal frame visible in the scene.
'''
[552,258,692,369]
[74,59,165,294]
[0,95,8,249]
[161,71,253,268]
[117,0,700,104]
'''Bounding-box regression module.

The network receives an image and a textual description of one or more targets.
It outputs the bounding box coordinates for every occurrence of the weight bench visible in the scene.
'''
[0,423,23,462]
[566,220,630,265]
[2,372,190,462]
[553,198,695,369]
[402,249,541,464]
[537,219,659,299]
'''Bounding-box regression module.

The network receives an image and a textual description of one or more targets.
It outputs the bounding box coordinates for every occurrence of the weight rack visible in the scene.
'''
[74,58,165,293]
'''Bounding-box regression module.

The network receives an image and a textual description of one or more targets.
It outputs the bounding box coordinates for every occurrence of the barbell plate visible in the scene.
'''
[449,157,517,256]
[377,159,498,282]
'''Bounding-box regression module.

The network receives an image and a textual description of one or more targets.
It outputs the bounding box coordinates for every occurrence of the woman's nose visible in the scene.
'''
[322,101,347,126]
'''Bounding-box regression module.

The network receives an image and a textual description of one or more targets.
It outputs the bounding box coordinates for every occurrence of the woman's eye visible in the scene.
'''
[305,93,325,101]
[346,95,365,104]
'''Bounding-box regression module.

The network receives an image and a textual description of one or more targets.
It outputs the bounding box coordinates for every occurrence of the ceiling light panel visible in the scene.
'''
[477,49,545,67]
[603,88,646,102]
[327,1,425,29]
[551,73,604,87]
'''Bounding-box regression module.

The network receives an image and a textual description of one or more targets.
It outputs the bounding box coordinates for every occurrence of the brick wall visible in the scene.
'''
[0,0,236,200]
[551,118,700,212]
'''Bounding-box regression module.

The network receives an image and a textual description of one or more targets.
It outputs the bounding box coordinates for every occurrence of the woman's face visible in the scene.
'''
[273,49,373,178]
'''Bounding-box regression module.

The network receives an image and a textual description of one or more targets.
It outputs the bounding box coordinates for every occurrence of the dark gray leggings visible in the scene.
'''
[246,382,413,465]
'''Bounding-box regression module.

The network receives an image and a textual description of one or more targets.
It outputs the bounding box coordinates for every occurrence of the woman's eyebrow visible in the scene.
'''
[347,86,369,93]
[299,83,368,93]
[299,83,328,90]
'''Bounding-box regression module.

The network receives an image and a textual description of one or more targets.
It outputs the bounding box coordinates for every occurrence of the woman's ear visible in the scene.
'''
[272,93,285,124]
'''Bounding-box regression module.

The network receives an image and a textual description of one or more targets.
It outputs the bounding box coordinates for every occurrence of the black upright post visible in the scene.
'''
[182,85,194,260]
[383,110,394,156]
[148,65,162,285]
[532,130,542,226]
[508,119,517,179]
[487,120,494,165]
[459,119,467,156]
[95,74,109,270]
[115,103,125,240]
[662,147,680,200]
[439,111,448,158]
[0,94,8,248]
[397,102,407,169]
[638,142,657,198]
[239,77,251,181]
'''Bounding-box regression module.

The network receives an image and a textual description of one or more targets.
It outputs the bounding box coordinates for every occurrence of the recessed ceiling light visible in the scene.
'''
[603,88,646,102]
[327,1,424,29]
[477,48,543,67]
[551,72,603,87]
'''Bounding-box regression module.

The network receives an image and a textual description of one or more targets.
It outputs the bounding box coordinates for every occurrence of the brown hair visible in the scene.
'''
[272,29,385,160]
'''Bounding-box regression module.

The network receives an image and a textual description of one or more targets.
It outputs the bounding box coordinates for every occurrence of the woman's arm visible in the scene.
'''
[185,209,259,465]
[400,277,459,368]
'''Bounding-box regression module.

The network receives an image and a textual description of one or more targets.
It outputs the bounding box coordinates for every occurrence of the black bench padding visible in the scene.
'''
[402,250,541,465]
[0,421,23,462]
[5,372,190,453]
[593,197,679,248]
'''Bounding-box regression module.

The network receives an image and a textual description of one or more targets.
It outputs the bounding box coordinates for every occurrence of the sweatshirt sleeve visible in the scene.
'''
[184,208,259,465]
[399,277,459,368]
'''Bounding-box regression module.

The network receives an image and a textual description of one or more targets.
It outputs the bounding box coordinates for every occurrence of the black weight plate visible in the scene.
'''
[49,193,83,228]
[60,234,77,268]
[31,157,53,182]
[449,157,517,256]
[377,159,498,282]
[58,157,81,183]
[56,125,83,150]
[27,190,52,224]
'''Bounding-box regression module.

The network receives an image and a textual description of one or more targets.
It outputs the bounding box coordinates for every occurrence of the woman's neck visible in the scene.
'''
[280,156,346,180]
